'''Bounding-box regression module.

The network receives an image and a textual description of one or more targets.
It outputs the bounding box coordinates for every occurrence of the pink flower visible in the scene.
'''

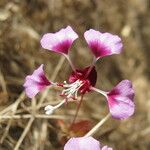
[23,64,51,98]
[24,26,135,121]
[40,26,78,55]
[64,136,113,150]
[107,80,135,119]
[84,29,123,60]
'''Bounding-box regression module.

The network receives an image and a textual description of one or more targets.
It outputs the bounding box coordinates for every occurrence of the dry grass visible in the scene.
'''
[0,0,150,150]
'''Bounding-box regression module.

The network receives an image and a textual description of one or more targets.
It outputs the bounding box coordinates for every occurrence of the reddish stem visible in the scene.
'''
[84,65,94,79]
[70,94,84,127]
[84,57,96,79]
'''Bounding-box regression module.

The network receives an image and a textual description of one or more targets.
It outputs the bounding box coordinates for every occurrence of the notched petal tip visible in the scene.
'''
[84,29,123,59]
[40,26,78,55]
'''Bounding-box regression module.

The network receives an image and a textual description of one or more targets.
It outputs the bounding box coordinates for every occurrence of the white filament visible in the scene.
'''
[61,80,83,99]
[45,99,65,115]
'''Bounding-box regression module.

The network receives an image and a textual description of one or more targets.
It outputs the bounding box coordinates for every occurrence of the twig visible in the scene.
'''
[0,114,70,120]
[14,117,34,150]
[0,68,7,94]
[50,56,66,81]
[0,92,25,143]
[0,92,25,115]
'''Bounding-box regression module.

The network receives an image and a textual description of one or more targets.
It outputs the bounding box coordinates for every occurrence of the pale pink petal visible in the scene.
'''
[23,64,51,98]
[64,136,100,150]
[102,145,113,150]
[40,26,78,55]
[108,80,134,100]
[84,29,123,59]
[107,80,135,119]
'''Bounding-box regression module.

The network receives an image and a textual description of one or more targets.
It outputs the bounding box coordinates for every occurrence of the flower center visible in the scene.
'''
[69,66,97,94]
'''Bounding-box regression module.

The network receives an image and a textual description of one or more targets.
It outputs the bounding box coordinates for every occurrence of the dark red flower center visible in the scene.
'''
[69,66,97,94]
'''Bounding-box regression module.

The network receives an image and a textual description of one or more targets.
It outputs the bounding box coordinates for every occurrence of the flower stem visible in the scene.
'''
[85,65,94,79]
[64,54,76,72]
[90,86,107,97]
[92,56,97,66]
[84,57,96,79]
[70,94,84,127]
[85,113,111,137]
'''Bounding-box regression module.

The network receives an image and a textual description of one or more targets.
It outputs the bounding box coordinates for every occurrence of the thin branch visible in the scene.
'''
[0,92,25,143]
[0,92,25,115]
[0,68,7,94]
[14,117,34,150]
[0,114,71,120]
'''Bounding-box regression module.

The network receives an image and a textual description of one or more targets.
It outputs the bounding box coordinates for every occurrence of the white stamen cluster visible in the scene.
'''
[61,80,83,99]
[45,80,83,115]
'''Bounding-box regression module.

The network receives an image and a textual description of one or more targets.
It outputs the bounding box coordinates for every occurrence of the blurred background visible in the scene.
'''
[0,0,150,150]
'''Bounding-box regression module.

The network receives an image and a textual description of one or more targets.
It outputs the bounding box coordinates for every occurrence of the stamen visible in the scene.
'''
[61,80,83,99]
[45,105,55,115]
[45,99,65,115]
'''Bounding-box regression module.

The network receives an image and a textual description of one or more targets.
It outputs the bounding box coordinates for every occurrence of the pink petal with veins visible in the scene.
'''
[84,29,123,59]
[40,26,78,55]
[23,64,51,98]
[107,80,135,119]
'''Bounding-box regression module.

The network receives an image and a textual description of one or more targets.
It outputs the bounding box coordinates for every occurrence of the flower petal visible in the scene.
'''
[64,136,100,150]
[108,97,135,119]
[84,29,123,59]
[107,80,135,119]
[108,80,134,100]
[23,64,51,98]
[40,26,78,55]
